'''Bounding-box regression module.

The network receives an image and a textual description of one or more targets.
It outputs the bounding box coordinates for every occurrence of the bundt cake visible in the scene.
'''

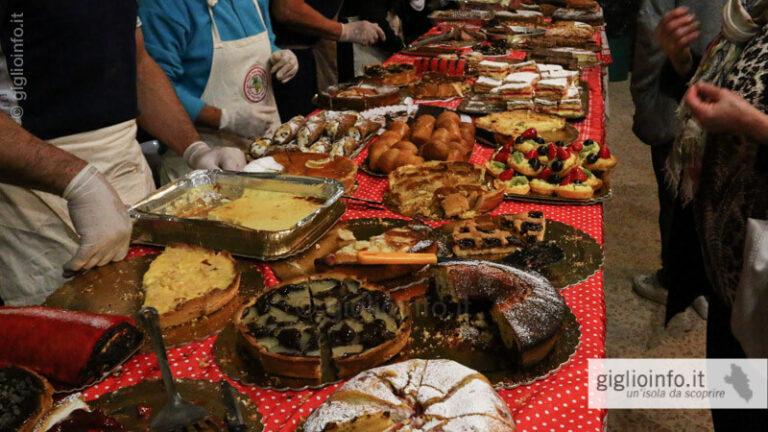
[430,261,566,366]
[301,359,516,432]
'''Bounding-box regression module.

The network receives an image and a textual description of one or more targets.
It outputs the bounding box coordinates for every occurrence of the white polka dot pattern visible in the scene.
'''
[80,49,609,432]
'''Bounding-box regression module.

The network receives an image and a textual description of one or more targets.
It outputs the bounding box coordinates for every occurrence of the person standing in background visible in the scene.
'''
[139,0,298,182]
[338,1,405,82]
[271,0,385,120]
[630,0,724,321]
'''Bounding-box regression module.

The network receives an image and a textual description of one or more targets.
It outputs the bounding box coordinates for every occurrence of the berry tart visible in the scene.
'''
[546,144,578,176]
[497,169,531,195]
[529,168,560,196]
[507,150,544,177]
[583,144,618,172]
[555,168,594,199]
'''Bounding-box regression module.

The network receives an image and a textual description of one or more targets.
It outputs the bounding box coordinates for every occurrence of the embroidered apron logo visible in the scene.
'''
[243,65,268,103]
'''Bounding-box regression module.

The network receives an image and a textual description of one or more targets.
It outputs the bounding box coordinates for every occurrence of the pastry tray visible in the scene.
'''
[475,122,580,147]
[504,172,612,205]
[129,170,346,261]
[91,379,263,431]
[213,301,579,391]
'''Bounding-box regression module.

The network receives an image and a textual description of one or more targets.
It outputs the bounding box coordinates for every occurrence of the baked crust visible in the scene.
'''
[334,318,412,378]
[316,84,400,111]
[476,110,566,137]
[272,152,358,193]
[0,366,53,432]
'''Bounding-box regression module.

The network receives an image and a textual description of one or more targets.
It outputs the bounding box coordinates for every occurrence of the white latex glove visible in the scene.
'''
[410,0,425,11]
[270,50,299,83]
[62,164,132,271]
[339,21,386,46]
[183,141,246,171]
[220,105,277,138]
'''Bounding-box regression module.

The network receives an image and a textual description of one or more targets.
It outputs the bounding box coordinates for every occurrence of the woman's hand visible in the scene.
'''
[655,7,700,76]
[685,82,768,143]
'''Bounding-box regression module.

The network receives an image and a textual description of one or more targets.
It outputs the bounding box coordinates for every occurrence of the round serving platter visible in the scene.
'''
[475,123,580,148]
[212,303,579,391]
[436,218,603,290]
[44,253,265,351]
[91,379,263,432]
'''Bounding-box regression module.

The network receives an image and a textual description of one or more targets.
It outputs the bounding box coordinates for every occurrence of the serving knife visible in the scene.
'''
[221,381,247,432]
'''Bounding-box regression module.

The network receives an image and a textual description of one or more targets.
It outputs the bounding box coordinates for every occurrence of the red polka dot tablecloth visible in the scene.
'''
[80,48,609,431]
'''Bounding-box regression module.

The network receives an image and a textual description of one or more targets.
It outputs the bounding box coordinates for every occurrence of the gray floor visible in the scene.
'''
[603,78,713,431]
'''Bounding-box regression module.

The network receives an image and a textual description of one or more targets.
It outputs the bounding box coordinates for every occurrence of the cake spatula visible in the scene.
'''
[138,307,215,432]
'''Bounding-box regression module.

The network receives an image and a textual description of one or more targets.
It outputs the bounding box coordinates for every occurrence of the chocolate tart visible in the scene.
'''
[0,366,53,432]
[314,83,400,111]
[235,275,411,380]
[362,63,418,86]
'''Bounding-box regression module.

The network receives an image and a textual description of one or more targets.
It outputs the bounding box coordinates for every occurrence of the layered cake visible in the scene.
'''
[430,261,566,366]
[235,275,411,379]
[301,359,516,432]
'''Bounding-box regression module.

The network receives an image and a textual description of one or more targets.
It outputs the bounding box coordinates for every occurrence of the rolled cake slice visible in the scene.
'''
[0,308,143,387]
[141,244,240,329]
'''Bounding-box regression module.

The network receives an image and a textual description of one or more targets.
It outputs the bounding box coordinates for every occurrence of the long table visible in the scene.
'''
[81,30,610,432]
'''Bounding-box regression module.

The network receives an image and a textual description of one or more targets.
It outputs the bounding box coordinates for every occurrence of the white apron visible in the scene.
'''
[0,119,155,306]
[159,0,280,183]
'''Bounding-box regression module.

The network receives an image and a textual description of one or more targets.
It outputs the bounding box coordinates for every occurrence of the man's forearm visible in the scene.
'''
[135,29,201,156]
[272,0,343,41]
[0,114,86,195]
[196,104,222,130]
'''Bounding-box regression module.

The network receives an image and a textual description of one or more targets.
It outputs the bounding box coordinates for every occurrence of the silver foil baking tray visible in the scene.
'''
[129,169,346,260]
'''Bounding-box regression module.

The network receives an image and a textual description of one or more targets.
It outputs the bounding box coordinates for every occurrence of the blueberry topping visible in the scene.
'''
[458,238,475,249]
[547,174,562,185]
[528,158,541,169]
[277,328,302,351]
[574,179,583,184]
[537,145,548,156]
[360,320,394,347]
[329,323,356,346]
[482,237,502,247]
[555,141,565,147]
[515,136,526,144]
[528,210,543,218]
[247,324,271,338]
[586,153,599,164]
[534,137,546,144]
[521,222,543,232]
[584,139,595,145]
[551,160,564,172]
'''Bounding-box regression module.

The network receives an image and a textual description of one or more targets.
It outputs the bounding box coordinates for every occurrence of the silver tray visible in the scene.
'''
[129,170,346,261]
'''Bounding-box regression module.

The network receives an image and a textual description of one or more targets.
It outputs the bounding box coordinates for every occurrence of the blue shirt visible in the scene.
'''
[138,0,278,120]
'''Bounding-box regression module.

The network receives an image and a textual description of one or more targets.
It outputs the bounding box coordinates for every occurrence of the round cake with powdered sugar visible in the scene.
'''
[430,260,566,366]
[301,359,516,432]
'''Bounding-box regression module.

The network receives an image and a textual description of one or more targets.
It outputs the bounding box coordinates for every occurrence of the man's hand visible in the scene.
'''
[63,165,132,271]
[220,105,277,138]
[340,21,386,46]
[655,7,700,76]
[183,141,246,171]
[685,82,768,142]
[270,50,299,83]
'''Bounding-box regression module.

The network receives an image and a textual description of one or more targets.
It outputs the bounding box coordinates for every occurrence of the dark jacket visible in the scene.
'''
[630,0,725,145]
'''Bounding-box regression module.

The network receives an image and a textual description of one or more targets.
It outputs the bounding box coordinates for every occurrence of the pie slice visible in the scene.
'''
[141,245,240,329]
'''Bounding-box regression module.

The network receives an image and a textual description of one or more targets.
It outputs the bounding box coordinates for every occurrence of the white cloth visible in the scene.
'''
[731,218,768,358]
[0,119,155,305]
[159,0,280,183]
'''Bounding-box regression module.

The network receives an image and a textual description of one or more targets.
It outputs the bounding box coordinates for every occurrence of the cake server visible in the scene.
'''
[138,307,215,432]
[221,381,247,432]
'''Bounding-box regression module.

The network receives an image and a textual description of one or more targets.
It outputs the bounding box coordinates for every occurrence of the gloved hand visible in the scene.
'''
[220,105,277,138]
[339,21,386,46]
[183,141,246,171]
[62,164,132,271]
[270,50,299,83]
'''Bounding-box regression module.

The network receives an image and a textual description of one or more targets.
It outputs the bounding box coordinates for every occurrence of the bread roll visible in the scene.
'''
[410,115,436,146]
[392,140,418,154]
[445,122,462,142]
[369,139,392,168]
[430,127,451,143]
[387,121,411,140]
[379,130,402,144]
[459,122,475,136]
[376,149,424,173]
[436,111,461,128]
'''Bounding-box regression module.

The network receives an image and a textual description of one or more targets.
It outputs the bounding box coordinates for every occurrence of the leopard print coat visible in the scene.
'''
[694,24,768,307]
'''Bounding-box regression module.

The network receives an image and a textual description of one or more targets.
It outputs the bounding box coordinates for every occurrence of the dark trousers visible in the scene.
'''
[650,142,712,322]
[273,48,318,120]
[707,296,768,430]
